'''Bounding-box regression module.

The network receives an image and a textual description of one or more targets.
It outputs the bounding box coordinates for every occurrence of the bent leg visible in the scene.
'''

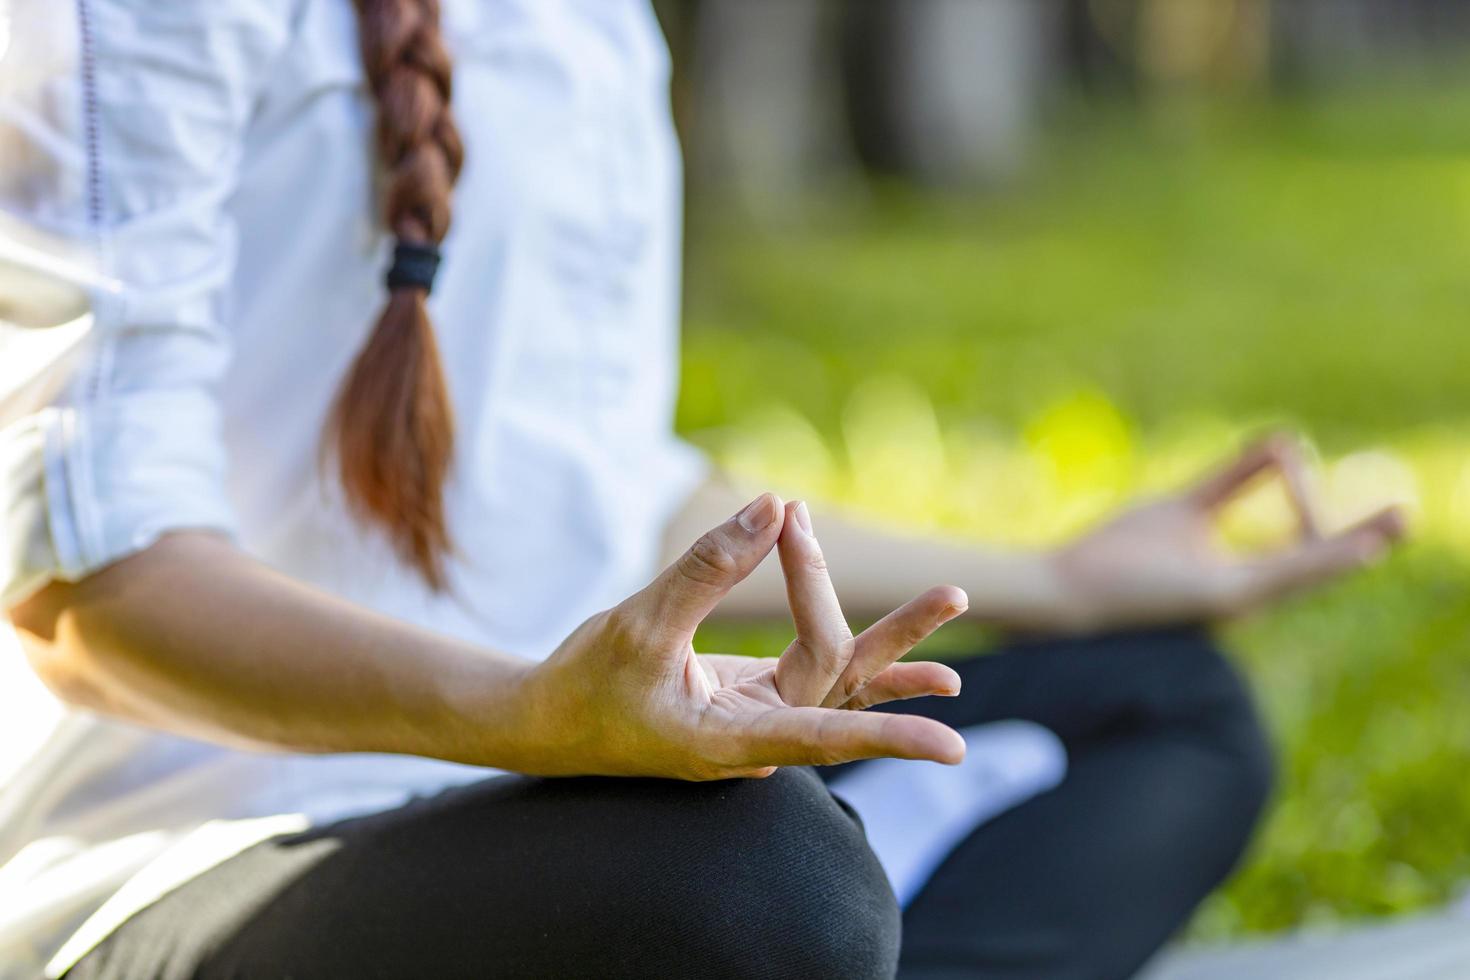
[832,626,1275,980]
[67,767,899,980]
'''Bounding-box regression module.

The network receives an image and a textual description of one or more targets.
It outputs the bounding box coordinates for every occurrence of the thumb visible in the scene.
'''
[632,493,784,640]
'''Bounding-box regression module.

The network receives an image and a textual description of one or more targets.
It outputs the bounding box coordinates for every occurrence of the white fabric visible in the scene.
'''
[0,1,701,972]
[0,1,1060,974]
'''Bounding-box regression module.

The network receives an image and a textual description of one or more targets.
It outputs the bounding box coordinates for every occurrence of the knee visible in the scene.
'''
[1154,628,1277,819]
[680,767,901,980]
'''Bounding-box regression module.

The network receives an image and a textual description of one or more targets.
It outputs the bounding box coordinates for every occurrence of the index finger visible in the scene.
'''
[1190,435,1324,539]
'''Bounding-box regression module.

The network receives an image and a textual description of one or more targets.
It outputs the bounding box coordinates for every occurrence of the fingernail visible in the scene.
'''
[793,500,814,536]
[737,493,779,533]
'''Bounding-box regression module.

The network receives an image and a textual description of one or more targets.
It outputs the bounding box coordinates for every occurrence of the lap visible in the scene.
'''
[852,626,1273,980]
[881,624,1266,746]
[67,768,899,980]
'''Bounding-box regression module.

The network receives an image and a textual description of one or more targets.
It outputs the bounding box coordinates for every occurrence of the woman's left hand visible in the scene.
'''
[1041,436,1407,633]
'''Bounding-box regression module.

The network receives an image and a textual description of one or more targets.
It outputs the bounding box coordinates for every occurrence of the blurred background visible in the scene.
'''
[654,0,1470,945]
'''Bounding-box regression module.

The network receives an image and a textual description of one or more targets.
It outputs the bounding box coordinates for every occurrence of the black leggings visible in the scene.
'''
[63,766,897,980]
[66,627,1271,980]
[848,625,1276,980]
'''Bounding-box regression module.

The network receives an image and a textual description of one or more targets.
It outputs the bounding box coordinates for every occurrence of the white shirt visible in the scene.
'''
[0,2,1065,974]
[0,1,703,972]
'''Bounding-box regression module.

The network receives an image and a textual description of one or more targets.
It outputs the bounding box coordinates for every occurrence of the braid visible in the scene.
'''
[332,0,464,589]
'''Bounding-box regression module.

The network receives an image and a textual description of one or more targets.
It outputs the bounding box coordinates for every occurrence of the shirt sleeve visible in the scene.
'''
[0,0,295,606]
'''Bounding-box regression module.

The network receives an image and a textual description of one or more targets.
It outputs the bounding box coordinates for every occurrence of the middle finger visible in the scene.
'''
[825,585,968,708]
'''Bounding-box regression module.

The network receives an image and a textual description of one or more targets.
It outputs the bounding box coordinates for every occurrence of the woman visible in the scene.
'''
[0,1,1402,978]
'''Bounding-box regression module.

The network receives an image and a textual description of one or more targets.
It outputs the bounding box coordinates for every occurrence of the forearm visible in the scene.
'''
[7,532,538,767]
[664,476,1074,628]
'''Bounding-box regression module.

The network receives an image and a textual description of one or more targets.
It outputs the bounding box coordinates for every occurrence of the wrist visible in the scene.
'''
[463,642,612,776]
[397,640,543,770]
[1034,546,1102,634]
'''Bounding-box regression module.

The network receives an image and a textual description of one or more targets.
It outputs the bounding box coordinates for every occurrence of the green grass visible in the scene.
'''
[678,81,1470,940]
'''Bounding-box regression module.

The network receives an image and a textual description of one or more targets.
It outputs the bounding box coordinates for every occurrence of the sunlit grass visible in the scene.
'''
[681,81,1470,939]
[704,379,1457,551]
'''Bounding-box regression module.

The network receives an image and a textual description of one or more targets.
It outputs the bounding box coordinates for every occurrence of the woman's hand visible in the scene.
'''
[514,494,969,780]
[1042,436,1406,633]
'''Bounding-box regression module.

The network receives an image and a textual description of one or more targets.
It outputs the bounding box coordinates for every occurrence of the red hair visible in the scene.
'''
[332,0,463,588]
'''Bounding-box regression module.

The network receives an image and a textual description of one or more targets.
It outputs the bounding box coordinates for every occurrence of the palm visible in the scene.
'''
[696,652,779,692]
[695,637,954,716]
[682,648,948,773]
[699,656,793,743]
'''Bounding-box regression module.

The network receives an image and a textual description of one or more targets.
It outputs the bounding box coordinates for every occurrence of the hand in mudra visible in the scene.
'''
[519,494,968,780]
[1047,436,1407,632]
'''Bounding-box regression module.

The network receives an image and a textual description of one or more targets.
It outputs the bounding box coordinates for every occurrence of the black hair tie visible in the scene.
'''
[385,241,442,294]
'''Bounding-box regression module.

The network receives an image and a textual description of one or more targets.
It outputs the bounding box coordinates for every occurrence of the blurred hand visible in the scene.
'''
[517,494,969,780]
[1043,436,1407,632]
